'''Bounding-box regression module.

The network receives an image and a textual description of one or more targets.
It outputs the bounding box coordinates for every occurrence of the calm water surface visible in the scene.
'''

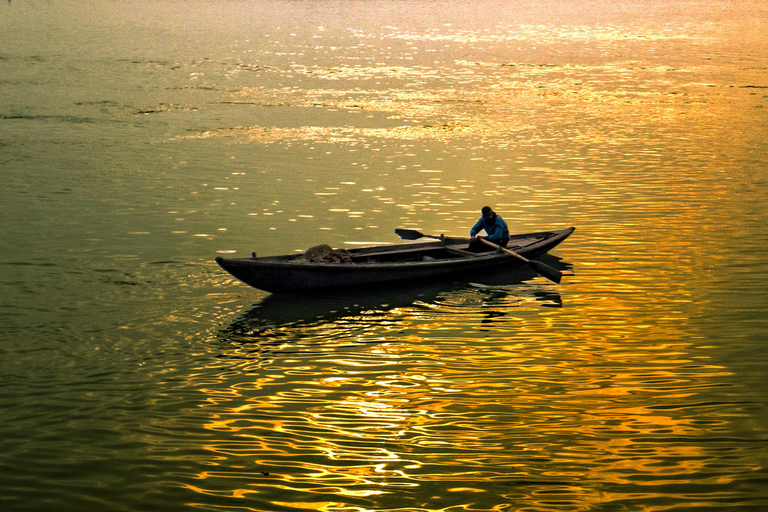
[1,1,767,511]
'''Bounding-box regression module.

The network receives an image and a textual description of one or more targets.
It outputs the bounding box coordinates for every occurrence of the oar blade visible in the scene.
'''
[527,260,563,284]
[394,228,425,240]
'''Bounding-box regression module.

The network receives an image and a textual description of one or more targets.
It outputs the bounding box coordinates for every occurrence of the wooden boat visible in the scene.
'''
[215,227,574,293]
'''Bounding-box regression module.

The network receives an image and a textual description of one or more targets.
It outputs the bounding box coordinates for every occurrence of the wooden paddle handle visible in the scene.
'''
[478,238,529,262]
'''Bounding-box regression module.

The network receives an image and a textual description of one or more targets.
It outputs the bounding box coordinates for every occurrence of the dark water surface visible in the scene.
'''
[2,1,767,511]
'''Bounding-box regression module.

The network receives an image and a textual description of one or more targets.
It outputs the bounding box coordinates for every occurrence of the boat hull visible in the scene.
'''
[215,227,574,293]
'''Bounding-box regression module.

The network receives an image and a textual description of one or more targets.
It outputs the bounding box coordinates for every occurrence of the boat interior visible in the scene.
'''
[258,232,551,265]
[348,245,480,264]
[346,238,534,264]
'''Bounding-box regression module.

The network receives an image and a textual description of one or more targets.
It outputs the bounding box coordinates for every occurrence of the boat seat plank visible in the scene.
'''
[349,246,443,259]
[444,247,479,257]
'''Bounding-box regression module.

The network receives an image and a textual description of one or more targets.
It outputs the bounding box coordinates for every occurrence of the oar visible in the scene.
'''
[477,238,562,284]
[394,228,563,284]
[394,228,442,241]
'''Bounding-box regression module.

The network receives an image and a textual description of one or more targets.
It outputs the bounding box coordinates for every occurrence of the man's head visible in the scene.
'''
[481,206,495,220]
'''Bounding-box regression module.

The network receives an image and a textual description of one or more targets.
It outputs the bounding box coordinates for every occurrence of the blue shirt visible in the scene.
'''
[470,214,509,241]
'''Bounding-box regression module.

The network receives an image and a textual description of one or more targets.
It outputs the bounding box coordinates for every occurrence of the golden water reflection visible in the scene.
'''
[166,6,766,510]
[175,64,716,147]
[186,275,744,511]
[2,1,766,511]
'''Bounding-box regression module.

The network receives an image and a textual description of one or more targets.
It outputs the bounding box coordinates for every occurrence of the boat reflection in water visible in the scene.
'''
[217,254,568,357]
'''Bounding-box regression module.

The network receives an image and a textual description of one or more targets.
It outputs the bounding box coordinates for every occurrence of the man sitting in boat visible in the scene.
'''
[469,206,510,252]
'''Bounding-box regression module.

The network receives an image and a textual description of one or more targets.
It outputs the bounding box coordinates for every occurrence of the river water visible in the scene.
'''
[2,1,767,511]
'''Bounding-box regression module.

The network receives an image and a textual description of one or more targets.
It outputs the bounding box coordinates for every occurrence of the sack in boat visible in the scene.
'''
[302,244,352,263]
